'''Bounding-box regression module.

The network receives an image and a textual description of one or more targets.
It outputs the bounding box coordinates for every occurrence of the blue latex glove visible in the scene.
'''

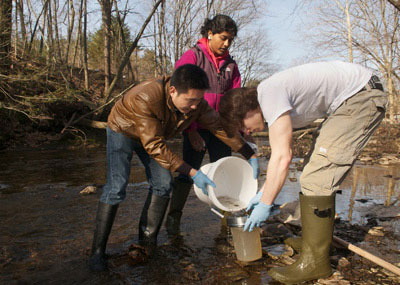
[246,191,263,212]
[192,170,216,195]
[243,201,273,232]
[248,157,260,179]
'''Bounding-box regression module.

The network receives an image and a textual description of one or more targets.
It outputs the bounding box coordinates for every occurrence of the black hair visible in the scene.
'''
[170,64,210,93]
[200,14,238,37]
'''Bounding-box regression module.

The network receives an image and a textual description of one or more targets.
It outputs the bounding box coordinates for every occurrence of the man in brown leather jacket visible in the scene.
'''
[89,64,258,272]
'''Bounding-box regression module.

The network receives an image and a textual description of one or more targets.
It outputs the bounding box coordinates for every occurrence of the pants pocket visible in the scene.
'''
[326,144,355,165]
[372,96,388,112]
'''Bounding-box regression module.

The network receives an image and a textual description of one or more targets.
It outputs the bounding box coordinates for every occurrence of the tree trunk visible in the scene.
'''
[51,0,62,63]
[16,0,27,57]
[387,0,400,11]
[81,0,89,90]
[344,1,353,62]
[100,0,112,94]
[0,0,12,74]
[158,0,166,75]
[14,0,17,57]
[65,0,75,65]
[113,0,135,82]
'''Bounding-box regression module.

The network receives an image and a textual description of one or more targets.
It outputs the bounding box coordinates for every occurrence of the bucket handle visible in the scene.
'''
[210,208,224,218]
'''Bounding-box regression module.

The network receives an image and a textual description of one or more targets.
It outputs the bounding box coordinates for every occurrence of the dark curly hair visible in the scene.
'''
[219,88,260,137]
[200,14,238,37]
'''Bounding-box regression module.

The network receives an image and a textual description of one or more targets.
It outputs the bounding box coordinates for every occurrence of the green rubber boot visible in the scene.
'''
[284,236,302,253]
[268,192,336,284]
[165,179,192,237]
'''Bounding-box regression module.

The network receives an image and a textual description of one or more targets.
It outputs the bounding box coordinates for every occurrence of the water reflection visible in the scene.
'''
[264,159,400,226]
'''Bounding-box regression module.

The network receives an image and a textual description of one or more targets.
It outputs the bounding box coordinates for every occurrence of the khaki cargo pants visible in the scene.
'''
[300,87,388,196]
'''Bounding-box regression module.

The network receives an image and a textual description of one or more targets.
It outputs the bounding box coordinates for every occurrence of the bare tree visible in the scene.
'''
[113,0,135,82]
[146,0,271,84]
[233,30,276,86]
[333,0,354,62]
[387,0,400,11]
[16,0,27,57]
[354,0,399,122]
[99,0,112,93]
[0,0,12,74]
[102,0,164,103]
[298,0,399,122]
[65,0,75,64]
[82,0,89,90]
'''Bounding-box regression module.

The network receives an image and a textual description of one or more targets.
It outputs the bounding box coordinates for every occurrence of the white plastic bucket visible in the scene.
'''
[193,156,258,212]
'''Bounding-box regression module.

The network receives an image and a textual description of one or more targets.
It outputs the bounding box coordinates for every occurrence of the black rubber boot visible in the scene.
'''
[88,201,118,272]
[165,179,192,237]
[139,192,170,252]
[268,192,336,284]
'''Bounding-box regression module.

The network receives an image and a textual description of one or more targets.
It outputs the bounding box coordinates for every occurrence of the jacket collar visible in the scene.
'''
[164,77,175,111]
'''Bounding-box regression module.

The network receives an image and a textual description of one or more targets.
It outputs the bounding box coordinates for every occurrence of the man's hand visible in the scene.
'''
[188,130,206,152]
[246,191,263,212]
[243,201,273,232]
[192,170,216,195]
[248,157,260,179]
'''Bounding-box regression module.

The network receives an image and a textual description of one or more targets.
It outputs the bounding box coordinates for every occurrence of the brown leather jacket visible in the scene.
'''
[108,76,254,175]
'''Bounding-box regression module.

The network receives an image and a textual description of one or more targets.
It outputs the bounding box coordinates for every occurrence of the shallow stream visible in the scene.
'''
[1,142,399,283]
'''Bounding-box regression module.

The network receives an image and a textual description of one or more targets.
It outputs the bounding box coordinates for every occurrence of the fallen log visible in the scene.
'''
[79,118,107,129]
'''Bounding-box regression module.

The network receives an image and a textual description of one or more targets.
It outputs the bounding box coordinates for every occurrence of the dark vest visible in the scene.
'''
[192,45,237,94]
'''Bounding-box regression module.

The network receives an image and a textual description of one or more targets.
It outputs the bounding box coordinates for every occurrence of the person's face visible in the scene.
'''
[242,108,265,135]
[170,86,204,114]
[208,31,234,56]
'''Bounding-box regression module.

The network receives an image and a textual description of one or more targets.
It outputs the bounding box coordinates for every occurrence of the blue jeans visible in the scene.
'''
[100,127,173,205]
[177,129,231,184]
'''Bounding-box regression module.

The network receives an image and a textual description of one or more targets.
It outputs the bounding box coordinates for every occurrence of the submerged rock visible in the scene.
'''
[79,185,97,195]
[263,244,294,260]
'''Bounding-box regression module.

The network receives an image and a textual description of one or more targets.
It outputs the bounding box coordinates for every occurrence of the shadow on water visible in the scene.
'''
[0,143,399,284]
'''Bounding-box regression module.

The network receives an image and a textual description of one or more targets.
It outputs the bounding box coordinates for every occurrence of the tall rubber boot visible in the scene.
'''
[268,193,336,284]
[165,179,192,237]
[139,192,170,250]
[284,236,302,253]
[88,201,119,272]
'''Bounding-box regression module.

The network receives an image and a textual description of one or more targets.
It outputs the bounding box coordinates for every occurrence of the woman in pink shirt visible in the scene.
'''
[166,15,241,237]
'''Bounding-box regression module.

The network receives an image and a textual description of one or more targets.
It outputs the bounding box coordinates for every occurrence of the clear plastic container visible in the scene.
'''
[230,226,262,262]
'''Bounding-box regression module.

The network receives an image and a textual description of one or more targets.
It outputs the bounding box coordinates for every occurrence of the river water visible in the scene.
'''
[1,142,399,284]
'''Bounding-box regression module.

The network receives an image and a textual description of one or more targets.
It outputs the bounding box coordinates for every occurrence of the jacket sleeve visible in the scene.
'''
[232,63,241,88]
[196,102,255,159]
[130,93,186,173]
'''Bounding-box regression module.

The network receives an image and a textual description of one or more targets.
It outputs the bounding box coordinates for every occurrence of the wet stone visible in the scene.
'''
[182,264,200,281]
[337,257,351,269]
[216,243,233,254]
[79,185,97,195]
[127,244,148,265]
[220,266,250,281]
[263,244,294,260]
[317,271,351,284]
[0,183,10,190]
